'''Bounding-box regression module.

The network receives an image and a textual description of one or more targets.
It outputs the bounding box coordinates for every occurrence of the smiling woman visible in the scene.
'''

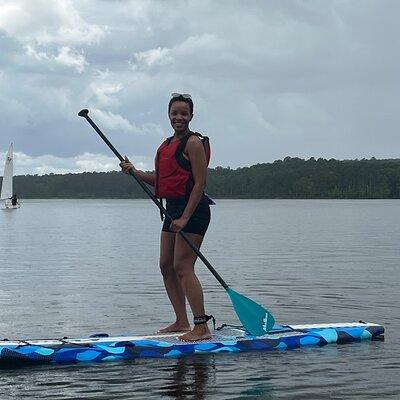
[119,93,214,342]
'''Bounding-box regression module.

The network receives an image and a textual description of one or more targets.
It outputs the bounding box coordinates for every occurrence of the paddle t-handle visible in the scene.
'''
[77,109,89,117]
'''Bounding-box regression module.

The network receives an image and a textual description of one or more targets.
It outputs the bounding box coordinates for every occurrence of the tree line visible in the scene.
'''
[3,157,400,199]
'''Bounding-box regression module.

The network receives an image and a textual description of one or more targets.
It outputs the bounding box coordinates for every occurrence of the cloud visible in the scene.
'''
[131,34,227,71]
[90,108,164,137]
[0,150,153,175]
[54,46,87,73]
[133,47,172,68]
[0,0,104,45]
[131,34,229,75]
[89,80,123,107]
[25,44,87,72]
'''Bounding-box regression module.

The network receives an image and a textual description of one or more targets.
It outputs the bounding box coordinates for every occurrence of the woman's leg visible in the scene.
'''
[158,231,190,333]
[173,232,212,341]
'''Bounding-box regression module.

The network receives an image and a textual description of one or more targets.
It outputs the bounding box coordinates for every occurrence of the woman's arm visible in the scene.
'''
[120,156,156,186]
[169,136,207,232]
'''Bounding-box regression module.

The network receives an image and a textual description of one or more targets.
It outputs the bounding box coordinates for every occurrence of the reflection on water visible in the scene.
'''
[0,199,399,399]
[158,356,215,399]
[0,353,276,400]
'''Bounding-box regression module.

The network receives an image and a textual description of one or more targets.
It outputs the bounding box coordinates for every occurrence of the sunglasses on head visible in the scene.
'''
[171,93,192,99]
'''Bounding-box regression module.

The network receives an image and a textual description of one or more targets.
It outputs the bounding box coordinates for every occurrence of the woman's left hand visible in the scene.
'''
[169,217,189,233]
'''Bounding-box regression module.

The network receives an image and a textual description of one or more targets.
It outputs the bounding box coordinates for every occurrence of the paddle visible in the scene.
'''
[78,109,276,335]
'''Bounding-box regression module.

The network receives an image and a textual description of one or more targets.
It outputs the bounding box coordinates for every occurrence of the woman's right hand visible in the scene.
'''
[119,156,135,174]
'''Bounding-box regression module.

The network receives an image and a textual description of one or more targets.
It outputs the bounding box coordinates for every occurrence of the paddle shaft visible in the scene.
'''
[80,111,229,290]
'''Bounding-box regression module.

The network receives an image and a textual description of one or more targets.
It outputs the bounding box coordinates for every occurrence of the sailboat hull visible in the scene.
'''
[2,199,20,209]
[4,203,20,209]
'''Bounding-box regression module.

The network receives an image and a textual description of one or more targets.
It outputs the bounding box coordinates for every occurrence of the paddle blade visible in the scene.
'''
[227,287,275,336]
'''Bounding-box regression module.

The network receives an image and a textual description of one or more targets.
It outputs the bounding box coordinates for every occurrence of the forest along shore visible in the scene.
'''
[3,157,400,199]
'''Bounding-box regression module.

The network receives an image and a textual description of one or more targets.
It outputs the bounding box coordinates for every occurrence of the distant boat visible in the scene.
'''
[1,143,20,209]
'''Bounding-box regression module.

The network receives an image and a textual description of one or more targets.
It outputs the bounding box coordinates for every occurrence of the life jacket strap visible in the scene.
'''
[159,198,164,221]
[175,131,210,171]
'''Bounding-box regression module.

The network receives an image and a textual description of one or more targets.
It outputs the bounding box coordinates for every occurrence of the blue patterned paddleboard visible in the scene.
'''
[0,322,383,367]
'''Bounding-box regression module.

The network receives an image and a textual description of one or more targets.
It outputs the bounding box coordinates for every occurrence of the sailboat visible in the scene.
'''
[1,143,20,209]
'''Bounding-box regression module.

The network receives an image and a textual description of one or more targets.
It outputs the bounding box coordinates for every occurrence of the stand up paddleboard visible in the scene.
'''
[0,321,384,367]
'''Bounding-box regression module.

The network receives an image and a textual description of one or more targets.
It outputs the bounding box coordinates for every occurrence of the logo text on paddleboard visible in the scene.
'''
[262,313,269,332]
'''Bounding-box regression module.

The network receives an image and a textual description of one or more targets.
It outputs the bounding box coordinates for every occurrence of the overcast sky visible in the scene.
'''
[0,0,399,175]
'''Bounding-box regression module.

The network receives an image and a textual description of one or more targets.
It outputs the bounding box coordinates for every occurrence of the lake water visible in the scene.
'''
[0,199,399,399]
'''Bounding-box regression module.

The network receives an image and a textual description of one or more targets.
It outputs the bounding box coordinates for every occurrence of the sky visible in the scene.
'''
[0,0,399,175]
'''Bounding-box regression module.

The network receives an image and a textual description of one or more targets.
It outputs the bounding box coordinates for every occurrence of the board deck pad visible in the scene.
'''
[0,322,384,367]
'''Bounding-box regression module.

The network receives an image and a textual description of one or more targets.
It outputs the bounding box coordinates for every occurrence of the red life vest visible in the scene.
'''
[155,132,210,199]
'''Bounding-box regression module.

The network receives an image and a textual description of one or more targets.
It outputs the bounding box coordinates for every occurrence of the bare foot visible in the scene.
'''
[158,321,191,333]
[179,325,212,342]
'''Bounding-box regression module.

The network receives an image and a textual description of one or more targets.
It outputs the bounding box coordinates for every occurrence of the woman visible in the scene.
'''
[120,93,212,342]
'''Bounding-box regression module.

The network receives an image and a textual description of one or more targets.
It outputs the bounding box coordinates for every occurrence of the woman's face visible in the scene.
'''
[168,101,193,133]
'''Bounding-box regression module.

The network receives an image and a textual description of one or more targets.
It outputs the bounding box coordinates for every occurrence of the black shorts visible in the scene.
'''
[162,195,211,236]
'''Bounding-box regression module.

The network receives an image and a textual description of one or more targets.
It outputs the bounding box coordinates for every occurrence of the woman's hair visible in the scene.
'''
[168,95,194,114]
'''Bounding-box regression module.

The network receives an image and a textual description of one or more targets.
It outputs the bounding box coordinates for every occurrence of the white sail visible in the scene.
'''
[1,143,13,201]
